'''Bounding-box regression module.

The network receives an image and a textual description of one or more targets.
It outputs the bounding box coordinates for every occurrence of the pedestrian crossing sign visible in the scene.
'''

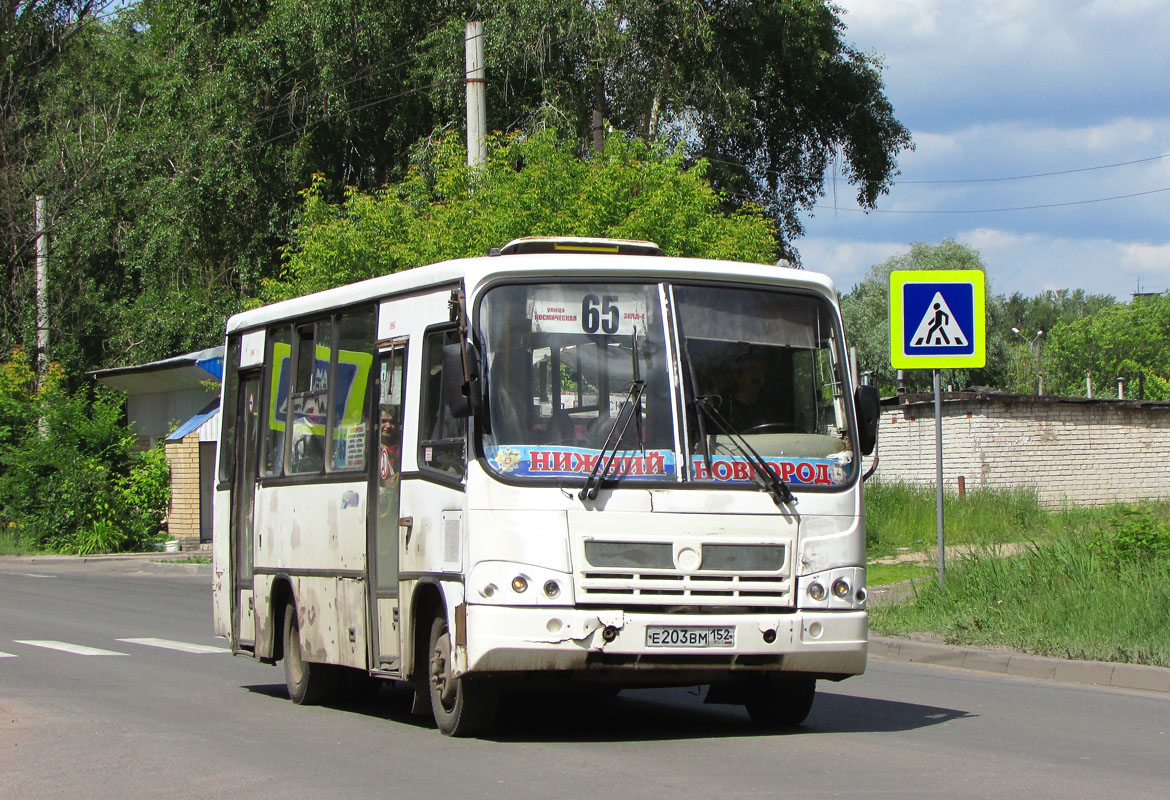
[889,270,986,368]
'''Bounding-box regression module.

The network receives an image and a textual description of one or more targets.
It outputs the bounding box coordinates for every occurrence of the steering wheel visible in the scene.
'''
[744,422,801,435]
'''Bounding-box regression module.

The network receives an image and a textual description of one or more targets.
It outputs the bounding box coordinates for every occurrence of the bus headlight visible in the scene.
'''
[468,561,574,606]
[798,567,866,610]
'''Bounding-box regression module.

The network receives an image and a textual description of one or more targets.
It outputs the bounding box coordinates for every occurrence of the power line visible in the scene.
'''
[813,185,1170,215]
[896,153,1170,184]
[705,151,1170,190]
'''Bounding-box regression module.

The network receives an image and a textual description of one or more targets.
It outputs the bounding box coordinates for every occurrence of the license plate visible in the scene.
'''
[645,625,735,648]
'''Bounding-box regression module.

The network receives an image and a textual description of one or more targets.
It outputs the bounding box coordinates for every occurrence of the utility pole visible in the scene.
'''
[465,20,486,167]
[35,196,49,376]
[591,74,605,156]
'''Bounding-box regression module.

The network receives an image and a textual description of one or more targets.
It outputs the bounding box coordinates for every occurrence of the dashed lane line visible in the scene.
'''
[13,640,129,656]
[117,637,230,654]
[0,650,15,658]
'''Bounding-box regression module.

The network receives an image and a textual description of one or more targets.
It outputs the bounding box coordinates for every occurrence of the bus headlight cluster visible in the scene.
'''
[469,562,573,606]
[798,567,866,610]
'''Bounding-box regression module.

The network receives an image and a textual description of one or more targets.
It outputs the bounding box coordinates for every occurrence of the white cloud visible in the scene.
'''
[793,2,1170,299]
[798,238,915,292]
[837,0,1170,129]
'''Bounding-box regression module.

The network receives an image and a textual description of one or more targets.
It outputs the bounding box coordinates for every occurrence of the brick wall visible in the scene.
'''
[163,433,202,548]
[869,393,1170,507]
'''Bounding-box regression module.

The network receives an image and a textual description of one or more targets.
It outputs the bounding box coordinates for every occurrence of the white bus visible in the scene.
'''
[212,237,880,736]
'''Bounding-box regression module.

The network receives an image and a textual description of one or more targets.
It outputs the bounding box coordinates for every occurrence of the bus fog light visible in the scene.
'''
[547,618,563,634]
[511,576,529,593]
[543,580,560,598]
[855,587,867,603]
[832,578,851,598]
[762,629,777,644]
[480,583,498,599]
[807,621,823,639]
[808,581,826,601]
[601,625,618,642]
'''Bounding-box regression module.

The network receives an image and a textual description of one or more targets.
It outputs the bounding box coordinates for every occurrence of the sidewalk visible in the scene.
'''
[869,633,1170,694]
[0,551,212,575]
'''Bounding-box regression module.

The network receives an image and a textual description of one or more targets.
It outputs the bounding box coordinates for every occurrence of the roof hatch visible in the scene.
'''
[496,236,663,257]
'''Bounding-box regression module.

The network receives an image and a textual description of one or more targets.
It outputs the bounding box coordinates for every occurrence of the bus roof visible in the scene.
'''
[224,251,839,335]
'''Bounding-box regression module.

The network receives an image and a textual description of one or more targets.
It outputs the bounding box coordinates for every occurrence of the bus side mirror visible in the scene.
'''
[441,342,481,419]
[854,385,880,456]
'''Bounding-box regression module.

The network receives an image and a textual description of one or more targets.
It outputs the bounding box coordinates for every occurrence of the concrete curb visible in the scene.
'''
[869,635,1170,694]
[138,560,213,576]
[0,553,212,575]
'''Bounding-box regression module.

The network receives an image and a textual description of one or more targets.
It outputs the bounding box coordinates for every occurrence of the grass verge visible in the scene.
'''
[869,503,1170,667]
[865,482,1119,559]
[0,528,41,556]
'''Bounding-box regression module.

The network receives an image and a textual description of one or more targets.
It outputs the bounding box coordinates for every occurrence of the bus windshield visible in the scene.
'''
[480,283,676,481]
[674,284,854,488]
[479,281,854,488]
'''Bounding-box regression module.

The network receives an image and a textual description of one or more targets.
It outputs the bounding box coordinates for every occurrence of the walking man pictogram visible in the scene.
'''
[922,302,950,345]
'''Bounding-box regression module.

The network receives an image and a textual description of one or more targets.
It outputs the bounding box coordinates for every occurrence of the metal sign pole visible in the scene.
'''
[889,269,984,588]
[934,368,944,585]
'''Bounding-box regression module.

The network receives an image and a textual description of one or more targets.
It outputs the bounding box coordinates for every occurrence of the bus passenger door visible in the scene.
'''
[231,372,261,648]
[368,345,406,670]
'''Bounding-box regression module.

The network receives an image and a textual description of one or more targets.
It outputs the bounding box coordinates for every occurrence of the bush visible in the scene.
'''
[0,348,170,554]
[1093,505,1170,566]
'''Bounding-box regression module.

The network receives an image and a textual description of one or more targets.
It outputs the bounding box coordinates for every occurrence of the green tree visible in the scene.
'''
[424,0,913,254]
[265,125,778,301]
[1,1,117,373]
[1043,294,1170,400]
[0,347,170,553]
[8,0,910,378]
[999,289,1116,394]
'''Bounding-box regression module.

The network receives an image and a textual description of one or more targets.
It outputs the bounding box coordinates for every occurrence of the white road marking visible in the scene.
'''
[14,640,128,656]
[20,573,56,579]
[117,637,229,654]
[0,651,16,658]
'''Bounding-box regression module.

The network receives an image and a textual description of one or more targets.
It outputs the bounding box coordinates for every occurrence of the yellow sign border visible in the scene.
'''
[889,270,986,369]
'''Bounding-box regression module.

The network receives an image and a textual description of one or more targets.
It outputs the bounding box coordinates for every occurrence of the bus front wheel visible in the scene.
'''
[283,599,336,705]
[744,675,816,728]
[427,613,498,737]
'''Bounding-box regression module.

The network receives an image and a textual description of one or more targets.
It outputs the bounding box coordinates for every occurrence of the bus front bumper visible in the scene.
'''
[462,605,867,678]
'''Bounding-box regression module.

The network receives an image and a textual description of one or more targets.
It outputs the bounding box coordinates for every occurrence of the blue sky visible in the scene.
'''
[797,0,1170,299]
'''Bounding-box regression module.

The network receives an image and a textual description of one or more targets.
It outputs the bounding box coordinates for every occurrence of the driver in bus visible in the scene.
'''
[726,354,773,431]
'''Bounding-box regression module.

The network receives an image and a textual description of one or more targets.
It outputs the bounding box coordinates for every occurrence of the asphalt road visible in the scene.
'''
[1,558,1167,799]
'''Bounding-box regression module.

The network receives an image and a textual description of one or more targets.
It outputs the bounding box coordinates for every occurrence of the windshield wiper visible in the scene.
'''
[580,327,646,501]
[579,379,645,500]
[692,396,796,507]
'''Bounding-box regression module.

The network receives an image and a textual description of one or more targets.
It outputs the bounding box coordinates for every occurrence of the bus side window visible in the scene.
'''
[218,336,241,485]
[261,325,292,477]
[329,307,375,471]
[288,322,328,474]
[419,327,466,479]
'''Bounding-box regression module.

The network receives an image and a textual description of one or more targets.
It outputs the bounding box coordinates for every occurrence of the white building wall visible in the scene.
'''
[867,395,1170,507]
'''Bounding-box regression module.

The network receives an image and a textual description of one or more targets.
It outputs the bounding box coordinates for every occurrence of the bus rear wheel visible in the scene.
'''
[744,675,816,728]
[283,599,336,705]
[427,613,498,737]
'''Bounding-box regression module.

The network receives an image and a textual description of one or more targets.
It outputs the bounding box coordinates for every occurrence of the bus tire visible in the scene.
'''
[744,674,816,728]
[427,613,498,737]
[283,599,336,705]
